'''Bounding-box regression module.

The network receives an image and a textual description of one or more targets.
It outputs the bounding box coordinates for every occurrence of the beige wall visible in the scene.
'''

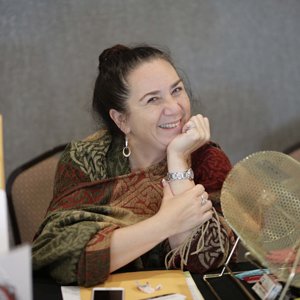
[1,0,300,179]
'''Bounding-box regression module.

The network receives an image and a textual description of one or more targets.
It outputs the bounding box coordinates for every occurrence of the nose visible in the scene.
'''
[163,96,181,115]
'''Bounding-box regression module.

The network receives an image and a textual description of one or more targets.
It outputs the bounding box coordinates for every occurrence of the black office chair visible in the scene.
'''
[284,142,300,162]
[6,144,67,245]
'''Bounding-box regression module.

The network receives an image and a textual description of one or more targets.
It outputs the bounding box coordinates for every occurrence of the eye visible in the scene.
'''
[147,96,159,104]
[172,86,183,96]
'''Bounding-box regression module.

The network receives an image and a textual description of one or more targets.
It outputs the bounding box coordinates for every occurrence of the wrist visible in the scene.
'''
[151,213,174,238]
[167,152,190,173]
[165,168,194,182]
[167,147,187,162]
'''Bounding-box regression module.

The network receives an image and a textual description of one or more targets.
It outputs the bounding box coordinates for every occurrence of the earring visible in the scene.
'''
[122,135,131,158]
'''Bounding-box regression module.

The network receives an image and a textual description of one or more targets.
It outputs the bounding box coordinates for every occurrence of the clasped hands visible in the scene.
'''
[159,180,213,236]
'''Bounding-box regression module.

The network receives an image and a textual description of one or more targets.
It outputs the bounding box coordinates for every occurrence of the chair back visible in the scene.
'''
[284,142,300,162]
[6,144,67,245]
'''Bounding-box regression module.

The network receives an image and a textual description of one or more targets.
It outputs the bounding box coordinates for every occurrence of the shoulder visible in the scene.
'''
[63,129,112,180]
[69,131,111,167]
[191,142,232,192]
[53,130,112,197]
[191,141,230,164]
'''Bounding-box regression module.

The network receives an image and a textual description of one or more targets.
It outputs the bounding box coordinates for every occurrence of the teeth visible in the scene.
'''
[159,121,179,129]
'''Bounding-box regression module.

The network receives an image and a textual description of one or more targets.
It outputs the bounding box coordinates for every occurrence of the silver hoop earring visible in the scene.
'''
[122,136,131,158]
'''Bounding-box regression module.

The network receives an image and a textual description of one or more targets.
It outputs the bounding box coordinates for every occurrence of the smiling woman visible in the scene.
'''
[32,44,235,287]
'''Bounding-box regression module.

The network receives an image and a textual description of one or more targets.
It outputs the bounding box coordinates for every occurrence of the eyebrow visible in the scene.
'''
[138,78,183,102]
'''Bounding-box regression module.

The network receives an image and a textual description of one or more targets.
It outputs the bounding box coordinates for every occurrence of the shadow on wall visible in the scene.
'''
[261,117,300,154]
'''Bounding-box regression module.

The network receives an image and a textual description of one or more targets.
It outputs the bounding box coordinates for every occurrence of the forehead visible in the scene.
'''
[126,58,180,95]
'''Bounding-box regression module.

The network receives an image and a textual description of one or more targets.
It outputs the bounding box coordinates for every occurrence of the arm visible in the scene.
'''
[109,210,169,272]
[109,180,211,272]
[163,115,236,273]
[166,114,212,248]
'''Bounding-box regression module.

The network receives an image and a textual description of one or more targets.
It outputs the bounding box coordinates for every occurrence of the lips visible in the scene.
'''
[158,121,180,129]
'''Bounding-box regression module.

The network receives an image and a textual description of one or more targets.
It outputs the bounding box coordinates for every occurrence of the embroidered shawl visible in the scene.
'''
[32,130,234,287]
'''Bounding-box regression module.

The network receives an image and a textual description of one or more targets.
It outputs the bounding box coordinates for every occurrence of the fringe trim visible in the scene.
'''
[165,207,225,270]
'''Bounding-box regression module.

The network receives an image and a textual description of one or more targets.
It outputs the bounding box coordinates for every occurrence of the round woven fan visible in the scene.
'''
[221,151,300,287]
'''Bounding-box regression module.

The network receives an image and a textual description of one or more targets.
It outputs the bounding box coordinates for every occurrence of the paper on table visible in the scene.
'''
[61,286,81,300]
[61,270,204,300]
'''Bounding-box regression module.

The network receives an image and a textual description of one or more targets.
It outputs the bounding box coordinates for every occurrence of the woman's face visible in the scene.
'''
[123,58,191,155]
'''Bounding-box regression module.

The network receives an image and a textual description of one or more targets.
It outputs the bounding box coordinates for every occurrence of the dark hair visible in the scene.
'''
[92,44,177,135]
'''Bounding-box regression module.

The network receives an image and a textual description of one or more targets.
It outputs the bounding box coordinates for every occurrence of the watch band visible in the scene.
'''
[165,168,194,181]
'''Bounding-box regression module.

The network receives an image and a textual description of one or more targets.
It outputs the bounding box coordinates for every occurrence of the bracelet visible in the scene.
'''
[165,168,194,181]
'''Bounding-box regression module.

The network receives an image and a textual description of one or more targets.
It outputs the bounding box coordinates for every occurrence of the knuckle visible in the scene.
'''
[195,184,204,192]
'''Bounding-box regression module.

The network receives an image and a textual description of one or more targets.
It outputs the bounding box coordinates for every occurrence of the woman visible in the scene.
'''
[32,44,235,286]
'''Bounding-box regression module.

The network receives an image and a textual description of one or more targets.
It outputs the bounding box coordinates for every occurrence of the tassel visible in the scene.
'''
[165,207,225,270]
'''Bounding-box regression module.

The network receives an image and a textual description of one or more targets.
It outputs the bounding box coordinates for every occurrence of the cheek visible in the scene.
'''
[145,106,164,123]
[182,97,191,118]
[186,104,191,116]
[128,110,158,132]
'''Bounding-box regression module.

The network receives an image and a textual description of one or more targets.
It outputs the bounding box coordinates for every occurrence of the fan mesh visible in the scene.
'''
[221,151,300,287]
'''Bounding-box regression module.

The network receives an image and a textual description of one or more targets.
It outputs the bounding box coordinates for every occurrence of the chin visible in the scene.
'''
[157,126,182,145]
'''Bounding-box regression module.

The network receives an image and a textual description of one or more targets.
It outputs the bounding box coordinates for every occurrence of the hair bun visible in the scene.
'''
[98,44,129,72]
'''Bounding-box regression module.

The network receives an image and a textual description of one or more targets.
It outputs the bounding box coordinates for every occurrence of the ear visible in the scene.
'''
[109,109,130,134]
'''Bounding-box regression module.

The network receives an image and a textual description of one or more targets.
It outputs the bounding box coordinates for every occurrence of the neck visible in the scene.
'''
[128,146,166,171]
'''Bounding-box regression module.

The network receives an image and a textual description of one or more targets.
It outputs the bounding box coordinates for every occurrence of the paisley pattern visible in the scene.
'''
[185,216,234,273]
[69,133,111,181]
[32,130,234,287]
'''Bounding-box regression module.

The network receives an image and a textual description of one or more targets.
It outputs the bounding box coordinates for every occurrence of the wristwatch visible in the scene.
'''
[165,168,194,181]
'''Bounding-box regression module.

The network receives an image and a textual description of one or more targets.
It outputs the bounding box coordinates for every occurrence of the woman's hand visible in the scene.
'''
[157,180,213,236]
[266,248,297,264]
[167,114,210,160]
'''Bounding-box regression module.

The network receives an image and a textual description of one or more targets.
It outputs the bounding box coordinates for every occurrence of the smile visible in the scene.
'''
[159,121,180,129]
